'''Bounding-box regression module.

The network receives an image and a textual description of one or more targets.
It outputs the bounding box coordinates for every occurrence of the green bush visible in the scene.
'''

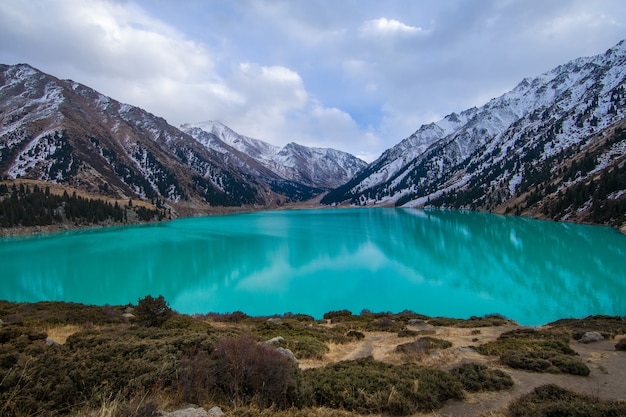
[323,310,354,321]
[135,295,174,327]
[478,328,575,355]
[346,330,365,340]
[548,315,626,340]
[508,384,626,417]
[281,313,315,322]
[205,311,250,322]
[321,311,426,332]
[0,300,125,327]
[293,336,329,359]
[500,351,553,372]
[396,337,452,358]
[0,325,47,344]
[0,323,218,416]
[478,329,589,375]
[549,354,591,376]
[251,321,347,359]
[161,313,213,332]
[363,317,406,332]
[428,314,510,328]
[449,363,513,392]
[302,357,464,415]
[397,329,420,337]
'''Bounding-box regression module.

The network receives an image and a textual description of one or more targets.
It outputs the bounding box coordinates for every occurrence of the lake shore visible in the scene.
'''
[2,202,625,238]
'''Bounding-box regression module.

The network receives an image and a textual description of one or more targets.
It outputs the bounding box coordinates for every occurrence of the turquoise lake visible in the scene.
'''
[1,208,625,326]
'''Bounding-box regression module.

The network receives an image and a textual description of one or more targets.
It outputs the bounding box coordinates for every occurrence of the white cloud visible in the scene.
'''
[360,17,426,36]
[0,0,378,158]
[218,63,309,143]
[0,0,237,123]
[2,0,626,163]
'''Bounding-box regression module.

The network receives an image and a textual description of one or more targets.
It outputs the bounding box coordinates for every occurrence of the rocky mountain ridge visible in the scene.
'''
[0,64,365,215]
[322,39,626,229]
[182,121,367,194]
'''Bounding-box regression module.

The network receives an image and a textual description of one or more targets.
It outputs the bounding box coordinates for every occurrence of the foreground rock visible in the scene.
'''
[578,332,604,343]
[164,406,223,417]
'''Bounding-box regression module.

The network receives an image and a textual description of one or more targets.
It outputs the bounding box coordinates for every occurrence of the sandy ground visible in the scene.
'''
[299,323,626,417]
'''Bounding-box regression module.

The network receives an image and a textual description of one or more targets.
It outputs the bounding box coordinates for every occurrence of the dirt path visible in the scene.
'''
[299,327,626,416]
[428,340,626,417]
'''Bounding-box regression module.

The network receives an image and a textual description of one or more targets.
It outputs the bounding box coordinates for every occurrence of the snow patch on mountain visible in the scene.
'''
[192,121,280,162]
[183,121,367,189]
[322,39,626,209]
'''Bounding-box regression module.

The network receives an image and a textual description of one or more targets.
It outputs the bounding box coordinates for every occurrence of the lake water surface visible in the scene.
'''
[1,208,625,326]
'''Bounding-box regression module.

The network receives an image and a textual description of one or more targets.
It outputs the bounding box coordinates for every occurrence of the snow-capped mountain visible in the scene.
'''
[0,63,367,212]
[0,63,273,212]
[190,121,280,163]
[182,121,368,190]
[322,39,626,227]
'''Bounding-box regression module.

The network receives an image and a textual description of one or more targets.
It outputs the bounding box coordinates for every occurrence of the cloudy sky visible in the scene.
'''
[1,0,625,161]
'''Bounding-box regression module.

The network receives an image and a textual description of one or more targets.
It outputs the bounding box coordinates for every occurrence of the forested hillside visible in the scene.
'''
[0,182,165,229]
[496,124,626,228]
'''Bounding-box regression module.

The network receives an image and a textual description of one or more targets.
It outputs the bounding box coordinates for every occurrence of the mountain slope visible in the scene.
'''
[180,123,324,202]
[182,121,368,193]
[3,64,353,213]
[322,39,626,228]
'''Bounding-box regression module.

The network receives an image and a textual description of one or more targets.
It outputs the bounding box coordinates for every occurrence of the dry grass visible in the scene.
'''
[44,324,86,344]
[299,325,516,370]
[4,303,625,417]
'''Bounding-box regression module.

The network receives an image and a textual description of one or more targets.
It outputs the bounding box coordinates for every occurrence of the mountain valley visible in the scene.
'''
[2,39,626,231]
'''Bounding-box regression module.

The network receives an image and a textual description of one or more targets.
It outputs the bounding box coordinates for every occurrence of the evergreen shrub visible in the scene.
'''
[449,363,514,392]
[302,357,464,415]
[478,328,590,375]
[508,384,626,417]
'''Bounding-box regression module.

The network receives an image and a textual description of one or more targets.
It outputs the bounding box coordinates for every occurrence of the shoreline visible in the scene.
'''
[2,204,625,238]
[0,298,619,330]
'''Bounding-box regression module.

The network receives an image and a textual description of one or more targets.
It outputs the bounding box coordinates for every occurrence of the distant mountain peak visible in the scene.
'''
[182,122,367,191]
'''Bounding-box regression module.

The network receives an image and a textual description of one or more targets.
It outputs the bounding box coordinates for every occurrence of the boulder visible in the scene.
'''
[207,406,224,417]
[46,338,61,347]
[166,406,208,417]
[277,347,298,364]
[457,346,477,353]
[408,319,426,325]
[578,332,604,343]
[267,318,283,325]
[615,338,626,351]
[264,336,284,345]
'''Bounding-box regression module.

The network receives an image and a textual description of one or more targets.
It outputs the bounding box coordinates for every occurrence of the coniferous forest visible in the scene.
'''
[0,183,164,228]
